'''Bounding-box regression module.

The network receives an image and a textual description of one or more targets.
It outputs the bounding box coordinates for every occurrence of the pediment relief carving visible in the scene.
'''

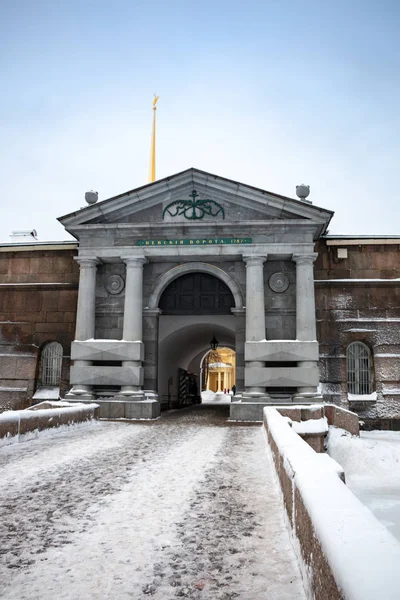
[59,168,333,237]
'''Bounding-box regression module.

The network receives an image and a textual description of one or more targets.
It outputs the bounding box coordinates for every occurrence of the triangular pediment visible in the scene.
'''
[58,168,333,238]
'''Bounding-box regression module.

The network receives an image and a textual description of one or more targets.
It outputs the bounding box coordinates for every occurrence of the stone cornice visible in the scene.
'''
[315,279,400,286]
[0,282,77,289]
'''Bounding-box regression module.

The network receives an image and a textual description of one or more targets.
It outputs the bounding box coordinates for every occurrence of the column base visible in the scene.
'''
[65,389,94,401]
[118,389,145,399]
[292,392,323,402]
[242,391,271,403]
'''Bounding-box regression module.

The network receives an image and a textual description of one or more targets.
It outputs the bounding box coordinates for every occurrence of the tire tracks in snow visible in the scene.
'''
[140,427,305,600]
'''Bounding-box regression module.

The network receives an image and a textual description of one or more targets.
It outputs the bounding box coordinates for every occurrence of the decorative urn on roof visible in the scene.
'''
[85,191,98,205]
[296,184,311,204]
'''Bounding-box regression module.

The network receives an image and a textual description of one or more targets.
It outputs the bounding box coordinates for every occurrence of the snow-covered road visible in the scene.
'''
[0,405,306,599]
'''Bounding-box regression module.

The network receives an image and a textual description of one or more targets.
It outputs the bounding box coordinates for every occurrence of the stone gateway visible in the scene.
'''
[0,168,399,427]
[59,168,331,420]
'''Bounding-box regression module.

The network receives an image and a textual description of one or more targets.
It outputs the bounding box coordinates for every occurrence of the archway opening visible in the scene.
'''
[201,347,236,393]
[157,271,237,411]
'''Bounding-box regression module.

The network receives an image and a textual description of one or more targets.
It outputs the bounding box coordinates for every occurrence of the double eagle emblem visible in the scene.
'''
[162,190,225,221]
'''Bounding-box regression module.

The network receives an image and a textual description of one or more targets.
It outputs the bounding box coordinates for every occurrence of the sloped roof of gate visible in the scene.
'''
[58,167,334,237]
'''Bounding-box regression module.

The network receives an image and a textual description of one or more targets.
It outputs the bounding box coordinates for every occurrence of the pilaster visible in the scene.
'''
[231,308,245,393]
[143,308,162,392]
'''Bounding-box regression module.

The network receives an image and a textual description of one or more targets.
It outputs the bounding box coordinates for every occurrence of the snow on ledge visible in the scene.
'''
[348,392,377,402]
[0,403,99,422]
[0,403,100,447]
[264,408,400,600]
[292,417,328,435]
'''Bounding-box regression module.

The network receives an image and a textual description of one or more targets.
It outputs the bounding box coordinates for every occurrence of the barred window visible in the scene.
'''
[346,342,372,395]
[41,342,63,386]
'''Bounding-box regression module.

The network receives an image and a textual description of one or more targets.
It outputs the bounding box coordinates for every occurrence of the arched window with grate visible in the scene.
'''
[41,342,63,386]
[346,342,372,395]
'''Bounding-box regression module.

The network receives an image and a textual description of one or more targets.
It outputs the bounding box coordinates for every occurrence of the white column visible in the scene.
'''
[244,255,267,396]
[70,257,99,396]
[293,253,319,397]
[244,256,267,341]
[120,257,147,395]
[293,253,318,341]
[75,258,99,341]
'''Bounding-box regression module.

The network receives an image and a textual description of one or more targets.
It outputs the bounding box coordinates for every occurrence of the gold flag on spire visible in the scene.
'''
[148,95,159,183]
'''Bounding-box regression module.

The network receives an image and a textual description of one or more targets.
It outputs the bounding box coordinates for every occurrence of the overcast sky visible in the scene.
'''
[1,0,399,242]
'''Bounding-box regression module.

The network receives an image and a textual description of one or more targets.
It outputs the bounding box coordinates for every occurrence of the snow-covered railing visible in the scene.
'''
[0,402,99,446]
[264,407,400,600]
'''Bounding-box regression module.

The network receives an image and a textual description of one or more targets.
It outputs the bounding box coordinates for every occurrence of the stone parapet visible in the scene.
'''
[263,407,400,600]
[0,402,98,446]
[324,403,360,436]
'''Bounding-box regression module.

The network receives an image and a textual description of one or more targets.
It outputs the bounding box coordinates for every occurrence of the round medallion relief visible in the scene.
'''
[269,272,290,293]
[106,274,125,295]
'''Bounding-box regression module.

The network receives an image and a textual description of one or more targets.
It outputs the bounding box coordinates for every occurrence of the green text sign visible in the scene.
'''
[136,238,252,247]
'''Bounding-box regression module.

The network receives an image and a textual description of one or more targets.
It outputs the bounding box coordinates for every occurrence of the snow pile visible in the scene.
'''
[291,417,328,435]
[201,390,231,405]
[27,400,81,410]
[327,428,400,541]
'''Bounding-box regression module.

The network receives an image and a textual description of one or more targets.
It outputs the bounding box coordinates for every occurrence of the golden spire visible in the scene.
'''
[148,94,159,183]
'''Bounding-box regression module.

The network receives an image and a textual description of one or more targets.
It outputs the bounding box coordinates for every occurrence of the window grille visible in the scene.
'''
[346,342,372,395]
[41,342,63,386]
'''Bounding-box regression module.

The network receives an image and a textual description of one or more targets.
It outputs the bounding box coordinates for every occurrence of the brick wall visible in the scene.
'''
[315,240,400,426]
[0,247,78,412]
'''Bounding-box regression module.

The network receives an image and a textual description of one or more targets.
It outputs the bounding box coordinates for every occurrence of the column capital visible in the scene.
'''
[74,257,100,268]
[292,253,318,266]
[121,256,148,267]
[242,255,267,266]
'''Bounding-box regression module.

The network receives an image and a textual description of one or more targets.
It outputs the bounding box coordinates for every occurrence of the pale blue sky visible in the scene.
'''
[1,0,399,240]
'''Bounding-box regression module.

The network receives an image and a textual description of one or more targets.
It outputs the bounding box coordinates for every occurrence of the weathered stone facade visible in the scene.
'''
[315,239,400,428]
[0,245,78,410]
[0,169,398,426]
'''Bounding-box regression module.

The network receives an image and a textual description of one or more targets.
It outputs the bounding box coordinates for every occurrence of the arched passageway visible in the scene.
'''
[157,270,238,410]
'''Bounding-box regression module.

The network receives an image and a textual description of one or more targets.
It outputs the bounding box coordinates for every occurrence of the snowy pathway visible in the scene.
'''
[0,406,306,600]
